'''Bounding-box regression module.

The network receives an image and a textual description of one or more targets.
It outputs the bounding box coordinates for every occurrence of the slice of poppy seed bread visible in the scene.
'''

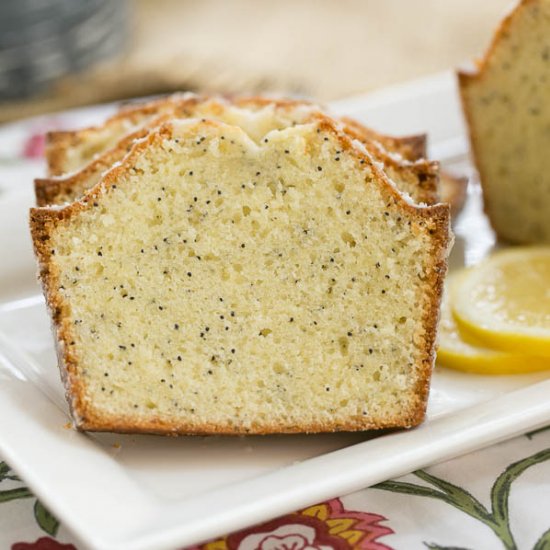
[45,94,428,176]
[30,117,451,434]
[458,0,550,243]
[37,97,439,206]
[44,93,198,177]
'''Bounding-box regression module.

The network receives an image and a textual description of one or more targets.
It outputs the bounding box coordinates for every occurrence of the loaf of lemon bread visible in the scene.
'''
[459,0,550,243]
[30,116,450,434]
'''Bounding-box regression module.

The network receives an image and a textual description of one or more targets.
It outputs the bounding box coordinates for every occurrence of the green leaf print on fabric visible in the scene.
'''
[34,500,60,537]
[374,448,550,550]
[533,527,550,550]
[424,544,473,550]
[0,461,59,537]
[0,461,21,482]
[0,462,33,503]
[415,470,494,525]
[0,487,33,503]
[526,425,550,440]
[490,449,550,548]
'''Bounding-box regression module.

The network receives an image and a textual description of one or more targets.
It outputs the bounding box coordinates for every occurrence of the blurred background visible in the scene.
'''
[0,0,511,123]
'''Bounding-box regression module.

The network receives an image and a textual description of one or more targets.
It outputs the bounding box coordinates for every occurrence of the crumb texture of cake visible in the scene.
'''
[38,97,439,207]
[45,93,196,177]
[459,0,550,243]
[31,118,450,435]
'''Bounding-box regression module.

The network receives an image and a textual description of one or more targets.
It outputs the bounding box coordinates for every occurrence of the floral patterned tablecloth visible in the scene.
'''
[1,106,550,550]
[2,426,550,550]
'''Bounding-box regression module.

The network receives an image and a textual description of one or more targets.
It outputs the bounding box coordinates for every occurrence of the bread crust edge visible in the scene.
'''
[38,97,438,206]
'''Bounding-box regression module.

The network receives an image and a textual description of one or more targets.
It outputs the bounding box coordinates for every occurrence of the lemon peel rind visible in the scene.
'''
[436,345,550,375]
[453,313,550,357]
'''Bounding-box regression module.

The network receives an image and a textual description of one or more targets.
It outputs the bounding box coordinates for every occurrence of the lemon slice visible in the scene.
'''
[452,247,550,357]
[437,274,550,374]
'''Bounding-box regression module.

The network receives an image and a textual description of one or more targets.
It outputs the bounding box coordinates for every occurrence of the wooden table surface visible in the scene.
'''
[0,0,510,122]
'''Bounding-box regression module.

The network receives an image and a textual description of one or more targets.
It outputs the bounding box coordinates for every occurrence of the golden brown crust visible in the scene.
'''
[457,0,537,84]
[339,118,439,204]
[46,125,125,177]
[29,207,89,424]
[234,97,427,161]
[38,95,438,206]
[411,203,451,425]
[38,117,173,206]
[45,93,233,176]
[457,67,490,228]
[31,116,450,434]
[439,171,468,218]
[235,97,438,204]
[45,93,203,176]
[45,130,82,177]
[75,415,411,435]
[392,134,427,161]
[340,117,427,161]
[45,93,428,177]
[234,96,428,162]
[37,142,131,206]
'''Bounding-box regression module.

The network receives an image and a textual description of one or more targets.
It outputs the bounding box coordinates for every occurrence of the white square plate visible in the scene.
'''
[1,72,549,550]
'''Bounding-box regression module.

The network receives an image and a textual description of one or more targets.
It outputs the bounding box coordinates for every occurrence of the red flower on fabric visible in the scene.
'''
[12,537,76,550]
[20,116,64,159]
[21,133,47,159]
[188,498,394,550]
